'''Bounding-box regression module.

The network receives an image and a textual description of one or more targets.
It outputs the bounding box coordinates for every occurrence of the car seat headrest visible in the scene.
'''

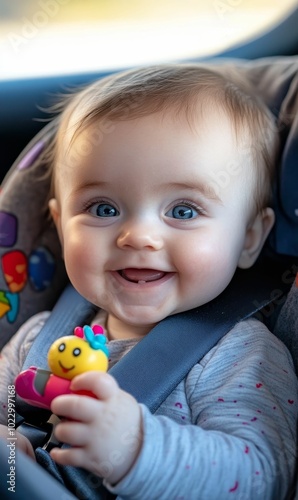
[0,122,68,347]
[0,56,298,348]
[232,57,298,258]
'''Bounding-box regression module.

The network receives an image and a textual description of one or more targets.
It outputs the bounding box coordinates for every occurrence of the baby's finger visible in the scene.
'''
[54,421,89,447]
[50,445,85,468]
[51,393,99,421]
[70,371,119,401]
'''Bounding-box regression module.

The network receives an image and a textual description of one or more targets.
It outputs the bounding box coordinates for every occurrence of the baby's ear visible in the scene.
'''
[48,198,63,247]
[238,207,275,269]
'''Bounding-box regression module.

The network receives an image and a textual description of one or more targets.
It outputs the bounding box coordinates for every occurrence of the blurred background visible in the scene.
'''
[1,0,298,180]
[1,0,298,80]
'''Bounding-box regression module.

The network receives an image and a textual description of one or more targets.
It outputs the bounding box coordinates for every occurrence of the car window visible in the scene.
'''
[1,0,297,80]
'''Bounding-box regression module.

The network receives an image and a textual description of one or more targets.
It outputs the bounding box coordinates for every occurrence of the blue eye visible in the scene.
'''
[166,204,198,219]
[90,203,119,217]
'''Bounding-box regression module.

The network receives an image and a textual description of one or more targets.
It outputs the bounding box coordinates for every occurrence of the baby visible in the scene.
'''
[0,64,297,499]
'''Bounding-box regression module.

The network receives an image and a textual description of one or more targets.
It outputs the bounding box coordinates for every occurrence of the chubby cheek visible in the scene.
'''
[62,226,105,298]
[177,233,240,305]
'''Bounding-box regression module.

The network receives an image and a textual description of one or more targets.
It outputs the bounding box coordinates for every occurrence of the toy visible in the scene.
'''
[15,325,109,410]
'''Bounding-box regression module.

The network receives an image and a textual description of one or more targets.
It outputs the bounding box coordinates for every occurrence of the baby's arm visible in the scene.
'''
[0,311,49,425]
[49,319,297,499]
[110,319,297,500]
[0,312,49,459]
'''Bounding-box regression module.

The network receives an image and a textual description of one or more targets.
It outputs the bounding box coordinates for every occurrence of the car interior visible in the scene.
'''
[0,1,298,498]
[1,2,298,183]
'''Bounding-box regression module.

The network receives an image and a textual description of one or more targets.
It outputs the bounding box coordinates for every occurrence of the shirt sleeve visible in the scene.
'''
[106,319,297,500]
[0,311,50,425]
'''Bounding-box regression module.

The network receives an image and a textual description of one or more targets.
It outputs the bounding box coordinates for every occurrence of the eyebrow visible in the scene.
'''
[165,182,222,203]
[72,181,108,195]
[72,180,222,204]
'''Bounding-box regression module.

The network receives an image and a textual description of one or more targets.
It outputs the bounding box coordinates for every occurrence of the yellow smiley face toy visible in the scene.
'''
[15,324,109,410]
[48,325,109,379]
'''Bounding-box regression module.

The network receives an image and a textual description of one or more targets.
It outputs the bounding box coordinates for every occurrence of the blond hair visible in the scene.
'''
[48,64,279,212]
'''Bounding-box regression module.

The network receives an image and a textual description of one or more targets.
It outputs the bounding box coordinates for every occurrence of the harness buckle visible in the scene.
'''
[17,414,61,451]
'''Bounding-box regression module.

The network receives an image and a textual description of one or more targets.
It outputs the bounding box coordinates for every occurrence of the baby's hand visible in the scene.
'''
[50,371,143,484]
[0,424,36,460]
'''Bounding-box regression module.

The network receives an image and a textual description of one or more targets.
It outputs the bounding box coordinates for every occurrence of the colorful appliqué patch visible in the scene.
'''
[1,250,28,293]
[0,211,18,247]
[29,247,55,291]
[0,290,19,323]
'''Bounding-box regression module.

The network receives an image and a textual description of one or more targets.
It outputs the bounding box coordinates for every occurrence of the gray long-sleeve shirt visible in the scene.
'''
[0,314,297,499]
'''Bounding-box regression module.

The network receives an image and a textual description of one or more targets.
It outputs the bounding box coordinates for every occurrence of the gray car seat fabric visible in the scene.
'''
[274,275,298,373]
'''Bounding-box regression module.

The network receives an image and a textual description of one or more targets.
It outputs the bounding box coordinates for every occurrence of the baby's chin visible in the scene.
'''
[107,299,191,333]
[107,311,181,341]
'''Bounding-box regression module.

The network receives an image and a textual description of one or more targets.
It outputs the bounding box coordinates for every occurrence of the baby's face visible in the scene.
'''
[51,111,257,335]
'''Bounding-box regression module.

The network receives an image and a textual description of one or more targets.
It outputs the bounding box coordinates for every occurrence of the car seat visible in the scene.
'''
[0,55,298,499]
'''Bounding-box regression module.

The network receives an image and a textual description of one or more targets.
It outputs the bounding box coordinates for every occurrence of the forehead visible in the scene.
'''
[55,109,254,198]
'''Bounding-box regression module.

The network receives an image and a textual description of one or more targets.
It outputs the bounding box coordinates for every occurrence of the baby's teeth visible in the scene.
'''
[138,280,146,284]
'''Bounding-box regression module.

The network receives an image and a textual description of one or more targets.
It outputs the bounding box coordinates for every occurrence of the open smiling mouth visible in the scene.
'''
[117,268,168,285]
[58,361,75,373]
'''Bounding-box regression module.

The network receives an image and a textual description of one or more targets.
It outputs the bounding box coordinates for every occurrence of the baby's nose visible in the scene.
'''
[116,221,163,251]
